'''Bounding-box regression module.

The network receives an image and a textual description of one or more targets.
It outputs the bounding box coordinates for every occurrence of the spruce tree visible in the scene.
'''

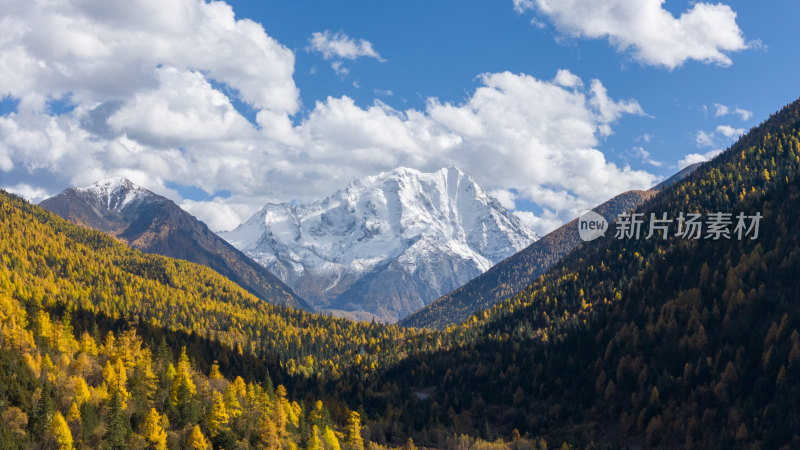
[104,388,128,450]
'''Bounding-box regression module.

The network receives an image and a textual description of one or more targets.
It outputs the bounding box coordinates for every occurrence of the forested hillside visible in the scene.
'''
[4,190,541,448]
[356,99,800,447]
[1,191,436,380]
[0,294,370,449]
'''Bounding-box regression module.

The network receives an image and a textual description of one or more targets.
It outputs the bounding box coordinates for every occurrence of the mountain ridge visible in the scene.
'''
[400,188,655,329]
[40,178,311,311]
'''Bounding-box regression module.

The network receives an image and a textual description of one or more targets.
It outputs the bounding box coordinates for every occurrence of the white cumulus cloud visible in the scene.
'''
[696,124,744,151]
[106,67,256,148]
[0,0,298,114]
[632,146,662,167]
[678,149,722,169]
[713,103,753,121]
[308,30,385,61]
[696,130,716,148]
[514,0,749,68]
[1,183,54,203]
[489,189,517,210]
[553,69,583,88]
[716,124,745,139]
[735,108,753,121]
[514,210,563,237]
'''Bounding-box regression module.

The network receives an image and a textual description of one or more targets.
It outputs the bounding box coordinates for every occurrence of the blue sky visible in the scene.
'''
[233,0,798,170]
[0,0,798,233]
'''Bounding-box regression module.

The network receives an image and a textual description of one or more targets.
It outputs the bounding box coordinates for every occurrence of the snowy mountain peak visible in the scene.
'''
[221,167,539,322]
[75,177,152,211]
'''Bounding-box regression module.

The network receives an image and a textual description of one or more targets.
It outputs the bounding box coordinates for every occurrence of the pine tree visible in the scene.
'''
[50,411,74,450]
[115,358,130,408]
[308,424,323,450]
[186,425,209,450]
[103,359,129,410]
[345,411,364,450]
[309,400,329,429]
[141,408,167,450]
[131,351,159,409]
[156,337,173,368]
[66,401,81,425]
[170,347,196,405]
[104,388,128,450]
[323,426,341,450]
[263,372,275,400]
[102,331,116,357]
[72,377,91,406]
[174,380,198,426]
[208,391,230,436]
[32,384,55,438]
[66,401,81,447]
[274,385,288,439]
[209,361,223,380]
[171,347,198,425]
[79,402,100,447]
[258,412,280,449]
[224,383,243,419]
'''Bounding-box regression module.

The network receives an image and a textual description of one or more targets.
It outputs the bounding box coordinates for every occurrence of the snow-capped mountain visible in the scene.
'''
[42,177,161,235]
[221,166,539,322]
[40,178,310,311]
[76,177,151,212]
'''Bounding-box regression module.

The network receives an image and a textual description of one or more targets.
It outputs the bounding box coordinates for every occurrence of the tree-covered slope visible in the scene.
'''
[1,191,427,379]
[0,287,372,448]
[357,99,800,448]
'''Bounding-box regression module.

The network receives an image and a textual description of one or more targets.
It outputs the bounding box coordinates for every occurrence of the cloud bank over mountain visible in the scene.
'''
[1,0,661,235]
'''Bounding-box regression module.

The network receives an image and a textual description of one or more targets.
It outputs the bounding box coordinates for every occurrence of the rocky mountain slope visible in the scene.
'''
[400,162,703,329]
[221,166,538,322]
[40,178,310,311]
[400,189,655,329]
